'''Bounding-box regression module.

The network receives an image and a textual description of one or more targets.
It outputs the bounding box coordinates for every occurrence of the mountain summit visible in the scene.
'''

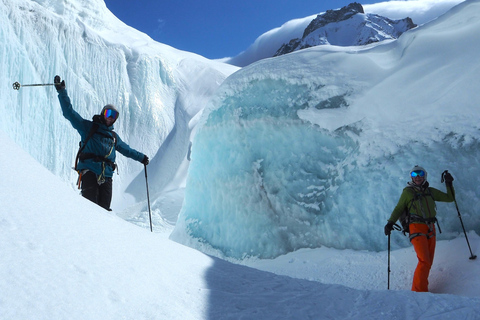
[274,2,416,57]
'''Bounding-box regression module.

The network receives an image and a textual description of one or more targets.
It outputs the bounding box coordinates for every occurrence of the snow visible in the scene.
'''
[1,0,480,318]
[1,128,480,319]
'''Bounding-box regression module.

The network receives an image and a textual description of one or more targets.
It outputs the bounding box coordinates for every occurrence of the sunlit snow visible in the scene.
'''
[1,0,480,318]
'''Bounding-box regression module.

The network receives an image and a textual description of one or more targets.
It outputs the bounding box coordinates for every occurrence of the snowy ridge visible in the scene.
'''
[274,2,416,57]
[224,0,464,67]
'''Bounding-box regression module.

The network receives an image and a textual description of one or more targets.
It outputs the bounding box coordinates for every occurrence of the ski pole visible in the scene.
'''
[144,164,153,232]
[388,233,391,290]
[453,197,477,260]
[12,81,58,90]
[388,224,401,290]
[441,170,477,260]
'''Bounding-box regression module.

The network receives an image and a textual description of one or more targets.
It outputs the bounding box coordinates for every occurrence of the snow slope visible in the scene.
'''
[1,128,479,319]
[1,0,480,318]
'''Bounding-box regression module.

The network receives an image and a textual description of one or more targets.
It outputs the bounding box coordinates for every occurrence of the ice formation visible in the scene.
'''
[0,0,237,210]
[172,0,480,259]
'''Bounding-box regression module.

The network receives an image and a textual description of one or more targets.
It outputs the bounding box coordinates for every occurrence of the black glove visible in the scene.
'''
[54,75,65,91]
[443,172,454,186]
[384,221,395,236]
[142,155,149,165]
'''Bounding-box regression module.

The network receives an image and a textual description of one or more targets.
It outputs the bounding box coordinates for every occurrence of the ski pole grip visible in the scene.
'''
[441,170,448,183]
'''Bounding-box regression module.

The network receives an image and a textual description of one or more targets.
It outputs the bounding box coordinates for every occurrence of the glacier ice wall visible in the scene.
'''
[0,0,237,209]
[172,0,480,259]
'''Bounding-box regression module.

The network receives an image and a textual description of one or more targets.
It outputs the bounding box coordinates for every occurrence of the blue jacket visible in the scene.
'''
[58,89,145,178]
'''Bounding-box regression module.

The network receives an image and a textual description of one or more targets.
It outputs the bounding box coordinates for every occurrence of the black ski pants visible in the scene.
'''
[81,171,113,211]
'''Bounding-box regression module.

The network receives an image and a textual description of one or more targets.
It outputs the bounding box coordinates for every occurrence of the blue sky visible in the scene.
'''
[103,0,378,59]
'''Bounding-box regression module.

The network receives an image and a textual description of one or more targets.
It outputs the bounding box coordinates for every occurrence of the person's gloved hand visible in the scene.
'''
[384,221,395,236]
[54,75,65,91]
[443,172,454,186]
[142,155,149,165]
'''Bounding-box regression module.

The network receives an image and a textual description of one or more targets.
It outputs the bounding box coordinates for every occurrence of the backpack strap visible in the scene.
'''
[398,187,415,235]
[74,123,99,171]
[112,131,117,147]
[74,123,119,188]
[403,186,442,237]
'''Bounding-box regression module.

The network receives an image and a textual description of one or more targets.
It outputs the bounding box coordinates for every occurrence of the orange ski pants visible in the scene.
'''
[410,223,436,292]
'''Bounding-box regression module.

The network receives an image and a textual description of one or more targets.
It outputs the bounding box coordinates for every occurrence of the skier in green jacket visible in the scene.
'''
[384,165,454,292]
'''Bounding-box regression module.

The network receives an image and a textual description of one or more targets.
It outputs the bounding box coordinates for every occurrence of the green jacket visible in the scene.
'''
[388,182,455,224]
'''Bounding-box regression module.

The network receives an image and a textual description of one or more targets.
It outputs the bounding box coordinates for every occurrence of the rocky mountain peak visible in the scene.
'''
[302,2,364,38]
[274,2,416,57]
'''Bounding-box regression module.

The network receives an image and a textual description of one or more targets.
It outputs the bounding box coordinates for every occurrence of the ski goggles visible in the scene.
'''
[411,170,425,178]
[103,109,119,120]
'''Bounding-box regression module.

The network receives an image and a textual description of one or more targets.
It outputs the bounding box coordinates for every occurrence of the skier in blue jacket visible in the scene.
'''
[55,75,149,210]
